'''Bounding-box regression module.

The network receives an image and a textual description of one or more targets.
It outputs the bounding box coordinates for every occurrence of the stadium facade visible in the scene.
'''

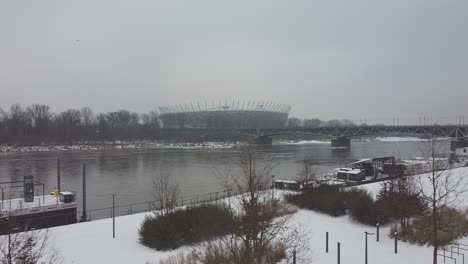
[159,100,290,129]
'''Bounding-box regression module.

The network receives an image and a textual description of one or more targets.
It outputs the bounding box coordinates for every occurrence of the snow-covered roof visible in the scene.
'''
[274,180,298,184]
[60,191,74,195]
[347,169,364,175]
[347,159,371,166]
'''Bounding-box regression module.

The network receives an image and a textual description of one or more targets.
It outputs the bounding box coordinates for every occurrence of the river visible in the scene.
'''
[0,139,448,219]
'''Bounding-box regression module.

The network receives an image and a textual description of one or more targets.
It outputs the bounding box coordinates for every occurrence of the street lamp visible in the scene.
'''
[364,231,374,264]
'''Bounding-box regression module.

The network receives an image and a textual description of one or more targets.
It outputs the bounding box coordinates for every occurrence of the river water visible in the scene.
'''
[0,140,448,219]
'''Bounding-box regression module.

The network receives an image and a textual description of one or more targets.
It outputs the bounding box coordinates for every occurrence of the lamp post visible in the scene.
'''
[364,232,374,264]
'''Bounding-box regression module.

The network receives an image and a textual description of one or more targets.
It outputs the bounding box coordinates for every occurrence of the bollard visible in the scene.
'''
[326,232,329,253]
[394,232,398,254]
[293,250,296,264]
[337,242,341,264]
[376,223,380,242]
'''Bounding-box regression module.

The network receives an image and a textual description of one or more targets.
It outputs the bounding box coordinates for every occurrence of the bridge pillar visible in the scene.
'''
[331,137,350,148]
[451,138,468,152]
[252,136,273,145]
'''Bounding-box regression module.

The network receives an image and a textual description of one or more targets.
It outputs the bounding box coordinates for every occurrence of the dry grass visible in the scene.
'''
[391,207,468,247]
[274,201,298,217]
[156,241,286,264]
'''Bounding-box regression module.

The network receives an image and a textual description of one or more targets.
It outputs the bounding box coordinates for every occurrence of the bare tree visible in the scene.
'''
[213,165,236,209]
[26,104,52,142]
[295,159,317,190]
[152,170,180,215]
[230,147,296,262]
[0,230,60,264]
[417,138,468,264]
[56,109,81,143]
[80,107,95,127]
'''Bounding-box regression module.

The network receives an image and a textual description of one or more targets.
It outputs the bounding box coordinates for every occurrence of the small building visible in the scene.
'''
[335,156,396,181]
[336,168,366,181]
[455,147,468,157]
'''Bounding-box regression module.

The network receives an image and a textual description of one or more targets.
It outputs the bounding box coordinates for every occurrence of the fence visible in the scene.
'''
[81,189,241,221]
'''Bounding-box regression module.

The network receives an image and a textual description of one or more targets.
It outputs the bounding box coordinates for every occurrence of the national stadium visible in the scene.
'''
[159,100,290,129]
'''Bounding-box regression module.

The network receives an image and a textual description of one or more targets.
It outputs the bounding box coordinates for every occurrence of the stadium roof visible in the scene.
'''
[159,100,291,114]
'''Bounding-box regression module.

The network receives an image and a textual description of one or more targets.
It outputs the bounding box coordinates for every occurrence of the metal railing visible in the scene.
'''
[81,189,241,221]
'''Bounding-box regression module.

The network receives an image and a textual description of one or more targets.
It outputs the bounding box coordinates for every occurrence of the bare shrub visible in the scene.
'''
[0,230,60,264]
[152,170,180,215]
[156,252,197,264]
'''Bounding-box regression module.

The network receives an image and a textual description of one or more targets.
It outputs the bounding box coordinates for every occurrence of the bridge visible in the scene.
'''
[161,125,468,150]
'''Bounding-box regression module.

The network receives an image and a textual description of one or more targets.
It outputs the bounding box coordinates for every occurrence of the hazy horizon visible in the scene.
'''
[1,1,467,124]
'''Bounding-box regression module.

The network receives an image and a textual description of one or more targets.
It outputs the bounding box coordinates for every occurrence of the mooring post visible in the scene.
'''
[80,164,87,222]
[57,158,61,193]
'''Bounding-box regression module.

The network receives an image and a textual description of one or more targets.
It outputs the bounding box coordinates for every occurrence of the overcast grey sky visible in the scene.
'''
[1,0,467,123]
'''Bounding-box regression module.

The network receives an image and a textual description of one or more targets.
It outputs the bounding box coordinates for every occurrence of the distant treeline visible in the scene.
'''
[0,104,160,145]
[0,104,368,145]
[286,117,370,128]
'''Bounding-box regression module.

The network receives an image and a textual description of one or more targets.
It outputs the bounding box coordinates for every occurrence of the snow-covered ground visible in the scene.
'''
[19,167,468,263]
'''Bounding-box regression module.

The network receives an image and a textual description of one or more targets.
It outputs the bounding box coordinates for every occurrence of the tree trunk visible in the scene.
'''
[432,195,438,264]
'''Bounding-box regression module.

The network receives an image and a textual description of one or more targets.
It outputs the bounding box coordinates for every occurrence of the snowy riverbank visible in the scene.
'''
[34,166,468,263]
[0,142,243,154]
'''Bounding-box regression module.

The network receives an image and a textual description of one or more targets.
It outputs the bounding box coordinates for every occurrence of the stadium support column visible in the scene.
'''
[253,136,273,145]
[331,137,350,149]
